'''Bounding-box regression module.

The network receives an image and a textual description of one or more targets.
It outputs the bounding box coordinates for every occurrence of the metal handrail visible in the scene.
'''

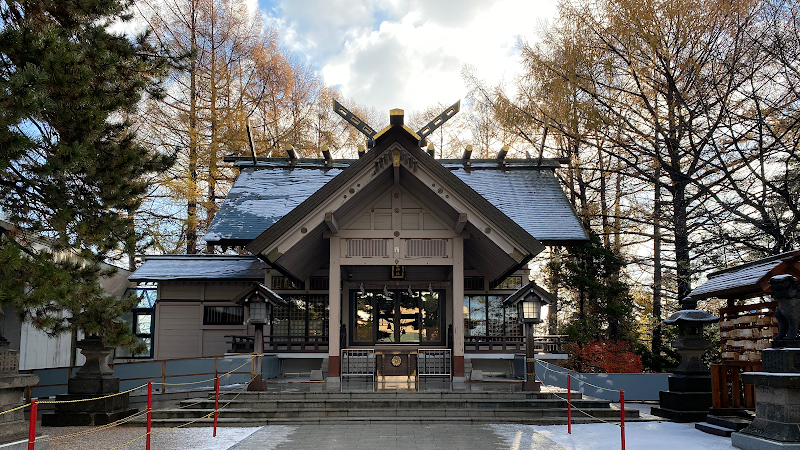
[341,349,375,378]
[418,349,451,378]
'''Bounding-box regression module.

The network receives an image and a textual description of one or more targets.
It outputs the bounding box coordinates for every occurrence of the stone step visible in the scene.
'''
[706,414,751,431]
[128,412,644,427]
[215,391,584,401]
[149,406,638,420]
[179,398,609,411]
[695,422,734,437]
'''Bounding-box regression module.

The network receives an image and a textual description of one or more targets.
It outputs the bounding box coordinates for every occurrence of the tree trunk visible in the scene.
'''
[186,0,199,254]
[652,167,663,369]
[672,180,691,301]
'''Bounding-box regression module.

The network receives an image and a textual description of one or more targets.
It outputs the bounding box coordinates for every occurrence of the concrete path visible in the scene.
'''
[229,424,567,450]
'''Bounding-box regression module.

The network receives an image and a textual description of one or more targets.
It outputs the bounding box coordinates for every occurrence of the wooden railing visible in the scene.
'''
[711,362,759,412]
[226,335,329,353]
[464,335,569,353]
[227,334,568,354]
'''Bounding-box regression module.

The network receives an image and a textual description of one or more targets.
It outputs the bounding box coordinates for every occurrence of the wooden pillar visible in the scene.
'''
[328,236,341,378]
[452,235,465,378]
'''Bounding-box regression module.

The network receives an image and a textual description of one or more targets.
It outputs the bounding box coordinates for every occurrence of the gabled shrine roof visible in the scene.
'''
[205,157,587,246]
[689,249,800,300]
[449,166,587,245]
[129,255,266,281]
[204,165,345,245]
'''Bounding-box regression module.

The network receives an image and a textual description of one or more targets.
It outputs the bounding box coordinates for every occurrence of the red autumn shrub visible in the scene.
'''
[564,340,644,373]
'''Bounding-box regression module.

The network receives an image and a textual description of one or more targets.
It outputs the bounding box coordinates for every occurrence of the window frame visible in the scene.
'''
[270,294,329,339]
[463,294,522,339]
[202,305,245,326]
[349,289,446,346]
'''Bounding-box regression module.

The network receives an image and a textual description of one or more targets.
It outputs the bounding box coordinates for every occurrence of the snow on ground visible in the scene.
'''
[493,422,736,450]
[148,427,263,450]
[41,426,268,450]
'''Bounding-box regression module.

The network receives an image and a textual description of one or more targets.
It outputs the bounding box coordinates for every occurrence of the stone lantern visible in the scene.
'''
[232,283,285,390]
[652,296,719,422]
[504,281,555,392]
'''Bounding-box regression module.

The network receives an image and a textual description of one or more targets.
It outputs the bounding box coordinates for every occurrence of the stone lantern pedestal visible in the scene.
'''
[652,297,719,423]
[0,340,39,445]
[41,338,137,427]
[732,275,800,449]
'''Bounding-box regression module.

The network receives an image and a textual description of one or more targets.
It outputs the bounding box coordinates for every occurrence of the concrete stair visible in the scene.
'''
[125,390,642,427]
[320,357,329,377]
[695,414,752,437]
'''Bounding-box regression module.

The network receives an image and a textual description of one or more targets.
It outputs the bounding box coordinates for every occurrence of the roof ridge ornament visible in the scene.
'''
[333,100,377,148]
[417,100,461,147]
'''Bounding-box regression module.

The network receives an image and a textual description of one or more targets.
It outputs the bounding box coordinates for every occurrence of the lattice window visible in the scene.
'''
[346,239,390,257]
[404,239,448,258]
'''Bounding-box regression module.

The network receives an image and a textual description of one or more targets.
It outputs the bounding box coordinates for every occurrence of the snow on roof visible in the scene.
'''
[449,167,587,243]
[129,256,266,281]
[689,249,800,299]
[205,160,586,244]
[205,166,344,243]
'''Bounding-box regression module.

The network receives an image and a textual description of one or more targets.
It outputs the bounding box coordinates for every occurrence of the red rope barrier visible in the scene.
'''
[213,376,220,437]
[567,374,572,434]
[620,390,626,450]
[27,399,37,450]
[146,381,153,450]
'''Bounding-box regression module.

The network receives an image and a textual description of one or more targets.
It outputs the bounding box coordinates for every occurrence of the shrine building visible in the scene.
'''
[129,105,587,380]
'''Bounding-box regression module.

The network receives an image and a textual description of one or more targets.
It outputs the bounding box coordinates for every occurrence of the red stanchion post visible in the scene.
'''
[146,381,153,450]
[567,374,572,434]
[27,399,37,450]
[213,376,220,437]
[620,389,626,450]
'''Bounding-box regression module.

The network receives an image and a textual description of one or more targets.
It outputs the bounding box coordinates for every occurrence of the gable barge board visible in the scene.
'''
[400,143,544,258]
[263,169,394,281]
[463,222,520,283]
[247,154,394,258]
[269,222,329,283]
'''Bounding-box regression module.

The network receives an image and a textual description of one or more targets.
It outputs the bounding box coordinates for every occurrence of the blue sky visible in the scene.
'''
[253,0,559,114]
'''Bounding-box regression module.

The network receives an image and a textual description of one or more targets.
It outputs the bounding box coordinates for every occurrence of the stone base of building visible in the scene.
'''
[733,432,800,449]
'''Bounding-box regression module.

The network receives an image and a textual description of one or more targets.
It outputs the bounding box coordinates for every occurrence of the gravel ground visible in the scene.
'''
[36,426,260,450]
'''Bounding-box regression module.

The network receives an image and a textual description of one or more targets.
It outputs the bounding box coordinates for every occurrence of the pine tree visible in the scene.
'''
[0,0,173,348]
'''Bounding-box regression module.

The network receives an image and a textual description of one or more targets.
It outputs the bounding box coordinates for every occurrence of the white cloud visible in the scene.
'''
[263,0,558,115]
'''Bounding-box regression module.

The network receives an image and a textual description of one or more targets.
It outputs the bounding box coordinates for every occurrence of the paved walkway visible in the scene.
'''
[229,424,567,450]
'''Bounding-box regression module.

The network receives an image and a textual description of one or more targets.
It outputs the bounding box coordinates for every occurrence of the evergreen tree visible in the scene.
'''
[0,0,173,348]
[559,234,637,343]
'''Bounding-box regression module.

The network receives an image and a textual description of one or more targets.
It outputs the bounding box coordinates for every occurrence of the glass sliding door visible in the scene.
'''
[351,289,444,345]
[354,292,374,342]
[421,292,440,342]
[399,291,420,342]
[377,292,396,343]
[308,295,329,338]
